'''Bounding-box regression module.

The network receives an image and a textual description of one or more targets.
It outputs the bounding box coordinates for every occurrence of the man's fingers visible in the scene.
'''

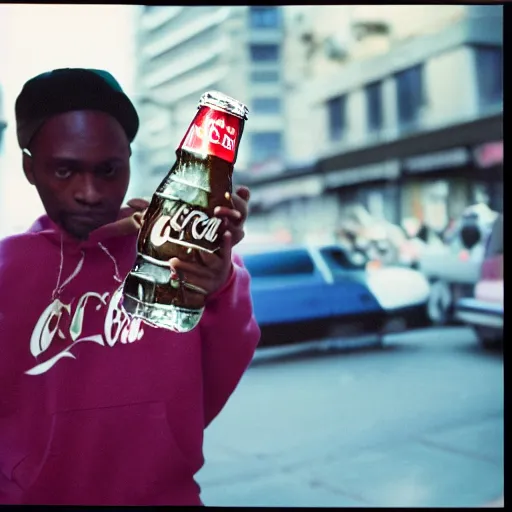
[169,257,220,278]
[214,206,242,221]
[168,258,220,296]
[222,229,234,256]
[233,187,250,219]
[236,185,251,202]
[181,281,209,296]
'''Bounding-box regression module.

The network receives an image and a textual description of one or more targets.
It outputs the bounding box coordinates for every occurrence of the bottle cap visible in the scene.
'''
[199,91,249,120]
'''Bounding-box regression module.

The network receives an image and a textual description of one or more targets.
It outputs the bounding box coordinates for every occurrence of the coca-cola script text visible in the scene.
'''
[150,204,222,248]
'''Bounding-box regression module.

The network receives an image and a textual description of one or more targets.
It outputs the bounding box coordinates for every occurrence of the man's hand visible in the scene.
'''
[126,185,251,296]
[169,228,234,297]
[169,185,251,296]
[213,185,250,247]
[126,197,150,229]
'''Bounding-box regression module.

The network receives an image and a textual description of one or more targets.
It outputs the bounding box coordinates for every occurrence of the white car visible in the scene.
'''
[418,203,499,325]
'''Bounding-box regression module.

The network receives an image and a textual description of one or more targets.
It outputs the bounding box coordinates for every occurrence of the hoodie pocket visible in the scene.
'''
[16,401,199,505]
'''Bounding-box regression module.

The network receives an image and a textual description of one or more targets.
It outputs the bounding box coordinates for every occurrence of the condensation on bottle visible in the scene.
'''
[121,91,249,333]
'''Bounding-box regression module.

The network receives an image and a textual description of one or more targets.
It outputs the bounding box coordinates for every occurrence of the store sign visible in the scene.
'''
[403,147,470,174]
[250,175,324,208]
[473,141,503,169]
[325,160,400,188]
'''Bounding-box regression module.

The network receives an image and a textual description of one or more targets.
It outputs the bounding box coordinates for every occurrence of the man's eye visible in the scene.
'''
[55,167,73,179]
[98,164,118,178]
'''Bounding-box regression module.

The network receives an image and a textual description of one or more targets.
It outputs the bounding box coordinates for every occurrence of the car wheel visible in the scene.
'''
[427,280,453,326]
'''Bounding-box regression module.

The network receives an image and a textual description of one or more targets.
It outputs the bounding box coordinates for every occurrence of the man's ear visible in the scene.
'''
[22,150,35,185]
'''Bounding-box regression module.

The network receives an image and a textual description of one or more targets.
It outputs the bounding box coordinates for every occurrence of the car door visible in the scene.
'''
[242,248,332,326]
[318,245,382,315]
[476,214,503,305]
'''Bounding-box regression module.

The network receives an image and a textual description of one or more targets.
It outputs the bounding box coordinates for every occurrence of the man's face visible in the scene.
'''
[24,110,131,240]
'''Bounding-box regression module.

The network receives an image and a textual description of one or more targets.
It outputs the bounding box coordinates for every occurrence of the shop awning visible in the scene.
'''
[319,111,503,175]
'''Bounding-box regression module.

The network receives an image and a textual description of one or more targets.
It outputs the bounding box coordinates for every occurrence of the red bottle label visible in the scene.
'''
[179,107,242,164]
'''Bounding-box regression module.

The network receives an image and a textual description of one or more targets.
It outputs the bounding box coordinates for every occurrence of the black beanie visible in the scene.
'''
[15,67,139,149]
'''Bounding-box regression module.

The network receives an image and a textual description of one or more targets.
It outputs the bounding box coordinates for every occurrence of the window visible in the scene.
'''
[327,95,346,141]
[250,70,279,83]
[252,97,281,114]
[250,44,280,62]
[249,6,281,28]
[365,81,383,132]
[250,131,282,161]
[395,65,424,129]
[244,250,315,277]
[474,45,503,108]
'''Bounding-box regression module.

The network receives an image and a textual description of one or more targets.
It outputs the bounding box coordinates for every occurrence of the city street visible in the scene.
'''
[196,326,504,508]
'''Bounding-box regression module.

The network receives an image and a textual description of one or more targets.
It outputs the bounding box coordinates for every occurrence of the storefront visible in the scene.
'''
[472,140,503,212]
[400,147,474,233]
[323,160,401,225]
[245,113,502,246]
[400,140,503,234]
[246,172,328,244]
[319,112,502,233]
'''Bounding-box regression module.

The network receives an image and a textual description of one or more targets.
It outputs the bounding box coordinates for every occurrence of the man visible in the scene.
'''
[0,68,260,506]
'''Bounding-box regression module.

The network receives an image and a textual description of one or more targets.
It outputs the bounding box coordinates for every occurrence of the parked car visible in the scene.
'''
[236,244,430,348]
[454,214,503,349]
[418,203,499,326]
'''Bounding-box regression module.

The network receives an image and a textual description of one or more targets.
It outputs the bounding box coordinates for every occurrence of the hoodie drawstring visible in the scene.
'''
[52,234,85,301]
[98,242,123,284]
[51,236,122,300]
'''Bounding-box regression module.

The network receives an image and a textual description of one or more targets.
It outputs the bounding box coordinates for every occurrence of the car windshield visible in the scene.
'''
[243,249,315,277]
[320,246,368,271]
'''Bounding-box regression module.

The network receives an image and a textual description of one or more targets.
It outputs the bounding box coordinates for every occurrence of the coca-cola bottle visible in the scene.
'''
[122,91,249,332]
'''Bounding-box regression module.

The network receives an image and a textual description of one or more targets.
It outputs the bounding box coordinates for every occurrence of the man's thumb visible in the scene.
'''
[126,197,150,211]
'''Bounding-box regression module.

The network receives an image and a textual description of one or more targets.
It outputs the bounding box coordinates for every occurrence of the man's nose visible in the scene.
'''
[74,173,103,207]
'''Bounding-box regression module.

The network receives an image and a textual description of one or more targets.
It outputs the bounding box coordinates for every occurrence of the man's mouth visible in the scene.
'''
[68,212,111,225]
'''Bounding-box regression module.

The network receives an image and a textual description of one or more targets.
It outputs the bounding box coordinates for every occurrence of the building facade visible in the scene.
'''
[245,4,503,245]
[133,5,286,198]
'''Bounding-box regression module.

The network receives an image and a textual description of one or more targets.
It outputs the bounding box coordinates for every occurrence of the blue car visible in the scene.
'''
[237,244,430,347]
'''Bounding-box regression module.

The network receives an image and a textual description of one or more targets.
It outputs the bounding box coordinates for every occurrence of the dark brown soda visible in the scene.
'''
[123,148,235,311]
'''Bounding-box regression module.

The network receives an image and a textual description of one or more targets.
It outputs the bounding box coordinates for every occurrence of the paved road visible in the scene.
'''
[195,326,504,508]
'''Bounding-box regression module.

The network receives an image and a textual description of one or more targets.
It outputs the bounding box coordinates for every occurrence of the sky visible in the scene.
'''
[0,4,138,237]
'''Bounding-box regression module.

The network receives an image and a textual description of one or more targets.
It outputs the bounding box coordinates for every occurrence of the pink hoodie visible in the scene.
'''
[0,206,260,506]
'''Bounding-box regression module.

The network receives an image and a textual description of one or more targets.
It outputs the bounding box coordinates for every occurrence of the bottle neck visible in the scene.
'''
[178,106,245,165]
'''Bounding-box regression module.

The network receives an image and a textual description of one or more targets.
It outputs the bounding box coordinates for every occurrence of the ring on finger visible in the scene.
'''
[182,281,208,295]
